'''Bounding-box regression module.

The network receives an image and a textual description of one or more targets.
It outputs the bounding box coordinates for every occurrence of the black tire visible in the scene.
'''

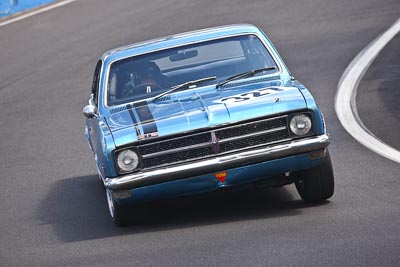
[106,189,131,227]
[295,149,334,202]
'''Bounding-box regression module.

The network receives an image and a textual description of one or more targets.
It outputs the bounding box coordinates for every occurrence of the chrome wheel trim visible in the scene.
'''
[106,189,115,218]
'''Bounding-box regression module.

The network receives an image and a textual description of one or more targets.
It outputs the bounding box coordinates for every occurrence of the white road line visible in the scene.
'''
[335,17,400,164]
[0,0,77,28]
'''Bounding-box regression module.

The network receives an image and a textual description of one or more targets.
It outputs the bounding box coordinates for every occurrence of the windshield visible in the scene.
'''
[106,34,278,106]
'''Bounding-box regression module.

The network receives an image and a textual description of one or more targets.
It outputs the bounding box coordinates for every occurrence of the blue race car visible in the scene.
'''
[83,24,334,226]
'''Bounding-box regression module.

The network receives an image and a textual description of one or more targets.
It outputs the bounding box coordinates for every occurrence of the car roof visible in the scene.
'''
[101,24,264,64]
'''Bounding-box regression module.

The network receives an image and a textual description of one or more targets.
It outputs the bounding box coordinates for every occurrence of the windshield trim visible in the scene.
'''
[102,32,283,109]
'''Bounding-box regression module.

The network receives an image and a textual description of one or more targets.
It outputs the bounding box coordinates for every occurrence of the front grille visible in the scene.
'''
[139,115,292,169]
[217,116,287,140]
[142,146,214,169]
[219,129,290,153]
[139,132,210,155]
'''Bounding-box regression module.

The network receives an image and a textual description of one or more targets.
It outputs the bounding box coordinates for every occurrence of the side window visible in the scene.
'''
[91,60,102,106]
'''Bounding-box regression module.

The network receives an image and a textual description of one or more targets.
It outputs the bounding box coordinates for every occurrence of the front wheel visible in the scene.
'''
[295,149,334,202]
[106,189,130,226]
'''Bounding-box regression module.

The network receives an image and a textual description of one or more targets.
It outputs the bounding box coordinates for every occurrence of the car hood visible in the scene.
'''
[106,79,307,147]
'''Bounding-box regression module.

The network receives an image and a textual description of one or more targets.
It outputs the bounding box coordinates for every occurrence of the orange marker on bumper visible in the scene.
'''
[215,172,227,183]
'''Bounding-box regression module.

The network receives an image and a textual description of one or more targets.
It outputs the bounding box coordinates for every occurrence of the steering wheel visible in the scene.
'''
[121,83,163,98]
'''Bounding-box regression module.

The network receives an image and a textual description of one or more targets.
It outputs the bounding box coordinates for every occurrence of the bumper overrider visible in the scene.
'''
[105,134,330,191]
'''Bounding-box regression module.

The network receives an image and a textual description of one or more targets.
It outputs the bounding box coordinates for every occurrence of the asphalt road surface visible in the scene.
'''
[1,0,400,266]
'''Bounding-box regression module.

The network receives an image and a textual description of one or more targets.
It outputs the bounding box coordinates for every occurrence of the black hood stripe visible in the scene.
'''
[126,104,141,137]
[134,101,158,135]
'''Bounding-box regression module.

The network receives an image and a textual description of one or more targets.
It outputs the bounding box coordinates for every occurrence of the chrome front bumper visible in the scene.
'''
[104,134,330,191]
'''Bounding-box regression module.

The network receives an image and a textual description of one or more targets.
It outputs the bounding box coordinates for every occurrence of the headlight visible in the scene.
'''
[116,149,139,173]
[289,114,312,136]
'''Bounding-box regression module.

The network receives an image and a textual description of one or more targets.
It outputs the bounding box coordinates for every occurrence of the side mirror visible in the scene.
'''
[83,104,98,118]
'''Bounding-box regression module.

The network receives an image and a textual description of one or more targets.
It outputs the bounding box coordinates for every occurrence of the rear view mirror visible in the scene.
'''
[169,50,198,61]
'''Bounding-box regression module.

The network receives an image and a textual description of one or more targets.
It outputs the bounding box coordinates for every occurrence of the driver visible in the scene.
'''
[132,61,165,94]
[138,62,160,87]
[121,61,171,97]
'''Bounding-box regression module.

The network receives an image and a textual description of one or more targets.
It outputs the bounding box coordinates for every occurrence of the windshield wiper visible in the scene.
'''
[153,76,216,101]
[216,66,277,88]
